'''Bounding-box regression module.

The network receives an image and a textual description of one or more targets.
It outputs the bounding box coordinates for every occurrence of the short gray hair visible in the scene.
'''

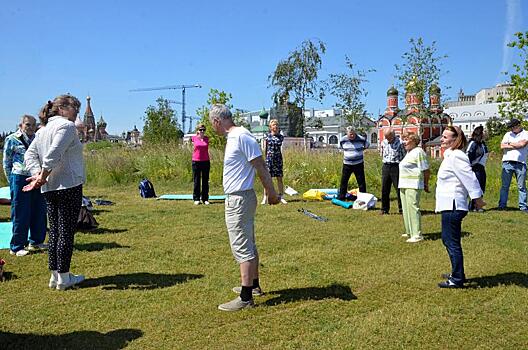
[209,104,232,121]
[346,126,355,133]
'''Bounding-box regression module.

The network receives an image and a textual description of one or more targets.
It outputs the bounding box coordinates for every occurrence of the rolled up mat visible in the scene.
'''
[331,198,353,209]
[313,188,338,195]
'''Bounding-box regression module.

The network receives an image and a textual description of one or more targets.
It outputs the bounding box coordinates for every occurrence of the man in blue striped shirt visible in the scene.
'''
[338,126,370,200]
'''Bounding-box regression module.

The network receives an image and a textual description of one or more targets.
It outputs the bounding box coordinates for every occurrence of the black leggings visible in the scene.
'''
[192,161,210,202]
[44,185,82,273]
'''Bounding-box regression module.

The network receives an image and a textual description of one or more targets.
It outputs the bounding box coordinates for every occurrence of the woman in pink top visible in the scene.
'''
[191,123,210,205]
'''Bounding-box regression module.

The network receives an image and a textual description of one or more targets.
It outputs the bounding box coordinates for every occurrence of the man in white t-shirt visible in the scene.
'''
[498,118,528,212]
[209,104,279,312]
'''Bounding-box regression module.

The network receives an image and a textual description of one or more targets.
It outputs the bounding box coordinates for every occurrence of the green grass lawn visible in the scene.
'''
[1,181,527,349]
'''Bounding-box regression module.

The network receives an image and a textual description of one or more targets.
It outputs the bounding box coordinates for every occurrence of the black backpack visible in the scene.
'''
[139,178,156,198]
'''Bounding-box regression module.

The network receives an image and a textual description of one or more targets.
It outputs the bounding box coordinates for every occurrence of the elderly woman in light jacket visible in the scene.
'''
[24,94,85,291]
[436,125,485,288]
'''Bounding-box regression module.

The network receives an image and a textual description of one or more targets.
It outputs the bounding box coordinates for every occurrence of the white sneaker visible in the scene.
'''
[57,272,85,291]
[194,201,200,205]
[406,236,424,243]
[261,198,267,205]
[280,197,288,204]
[401,233,410,238]
[10,249,29,257]
[49,271,58,289]
[203,201,210,205]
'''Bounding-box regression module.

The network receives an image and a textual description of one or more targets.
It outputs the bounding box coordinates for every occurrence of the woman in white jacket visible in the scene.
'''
[436,126,485,288]
[24,94,85,291]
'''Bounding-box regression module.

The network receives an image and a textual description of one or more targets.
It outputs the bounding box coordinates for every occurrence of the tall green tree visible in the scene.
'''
[499,31,528,121]
[269,39,326,136]
[196,88,248,149]
[142,97,182,144]
[394,37,448,103]
[325,56,374,133]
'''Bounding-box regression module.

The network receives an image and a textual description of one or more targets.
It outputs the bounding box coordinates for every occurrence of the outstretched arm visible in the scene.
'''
[250,156,279,205]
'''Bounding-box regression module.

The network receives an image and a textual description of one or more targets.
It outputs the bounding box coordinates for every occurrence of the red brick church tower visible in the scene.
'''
[83,96,96,141]
[377,79,451,158]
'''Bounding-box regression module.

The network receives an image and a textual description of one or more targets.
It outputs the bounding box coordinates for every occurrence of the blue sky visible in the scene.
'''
[0,0,525,134]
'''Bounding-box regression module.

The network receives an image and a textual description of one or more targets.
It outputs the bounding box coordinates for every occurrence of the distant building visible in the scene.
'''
[125,125,142,146]
[75,96,109,142]
[443,83,517,138]
[239,102,300,138]
[445,83,512,108]
[304,109,378,148]
[475,83,512,105]
[444,89,476,108]
[445,103,500,137]
[377,81,451,159]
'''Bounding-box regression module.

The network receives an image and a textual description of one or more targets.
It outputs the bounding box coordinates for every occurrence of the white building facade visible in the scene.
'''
[445,103,500,137]
[304,109,378,148]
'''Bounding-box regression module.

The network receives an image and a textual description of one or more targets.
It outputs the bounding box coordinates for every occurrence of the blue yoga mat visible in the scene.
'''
[0,222,13,249]
[158,194,226,200]
[0,187,9,200]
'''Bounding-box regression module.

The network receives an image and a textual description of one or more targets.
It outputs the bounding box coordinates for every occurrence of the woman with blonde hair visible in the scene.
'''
[436,125,485,288]
[24,94,86,290]
[262,119,287,204]
[398,132,430,243]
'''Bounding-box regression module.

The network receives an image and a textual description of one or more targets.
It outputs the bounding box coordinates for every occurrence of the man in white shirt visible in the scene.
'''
[379,128,405,214]
[498,118,528,212]
[209,104,279,312]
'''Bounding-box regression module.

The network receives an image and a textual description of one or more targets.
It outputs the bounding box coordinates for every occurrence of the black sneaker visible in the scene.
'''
[438,280,464,289]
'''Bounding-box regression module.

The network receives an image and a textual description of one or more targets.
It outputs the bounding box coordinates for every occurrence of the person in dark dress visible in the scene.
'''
[262,119,287,204]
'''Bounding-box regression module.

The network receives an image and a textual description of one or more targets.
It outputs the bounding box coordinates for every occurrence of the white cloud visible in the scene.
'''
[498,0,522,82]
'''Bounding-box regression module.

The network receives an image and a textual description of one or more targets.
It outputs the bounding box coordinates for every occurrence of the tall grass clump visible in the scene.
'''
[85,142,224,190]
[0,140,514,202]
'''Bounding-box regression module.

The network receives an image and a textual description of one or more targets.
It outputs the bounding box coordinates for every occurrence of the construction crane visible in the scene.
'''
[168,100,200,132]
[130,84,202,132]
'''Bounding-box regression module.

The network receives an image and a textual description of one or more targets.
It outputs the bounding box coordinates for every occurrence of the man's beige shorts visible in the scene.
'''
[225,189,258,263]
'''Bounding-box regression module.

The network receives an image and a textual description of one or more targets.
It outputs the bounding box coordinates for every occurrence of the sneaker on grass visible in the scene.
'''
[438,279,464,289]
[406,236,423,243]
[10,249,29,257]
[28,243,49,251]
[218,297,254,311]
[232,286,264,296]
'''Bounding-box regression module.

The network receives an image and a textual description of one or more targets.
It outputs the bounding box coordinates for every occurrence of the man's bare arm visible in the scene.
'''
[250,156,279,204]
